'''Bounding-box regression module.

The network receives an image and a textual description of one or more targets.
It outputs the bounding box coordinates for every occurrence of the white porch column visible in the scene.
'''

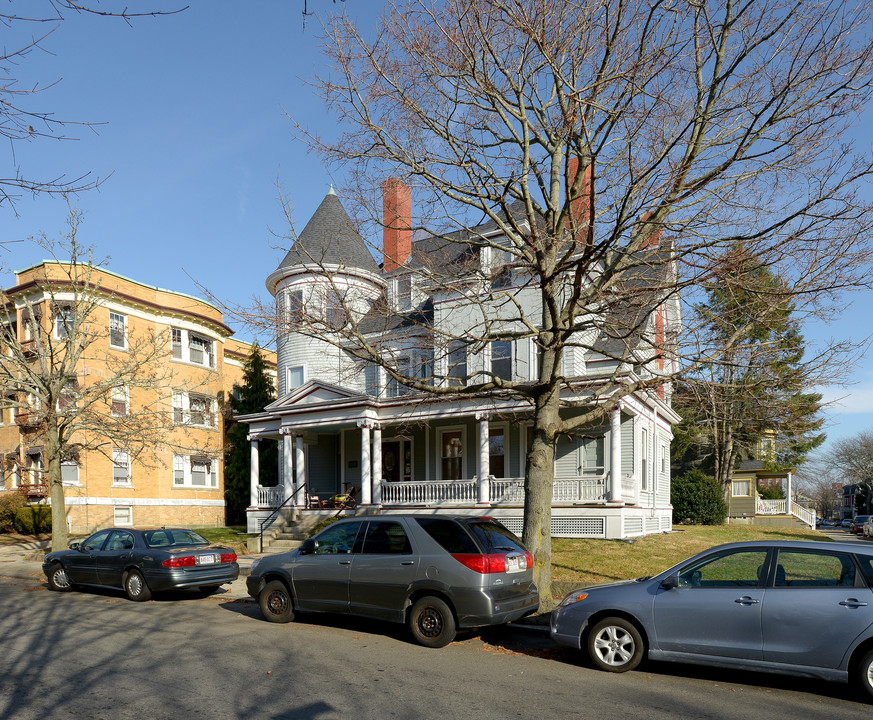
[359,420,372,505]
[609,406,622,503]
[787,471,793,507]
[249,436,259,508]
[283,431,294,503]
[294,434,306,508]
[476,412,490,505]
[372,424,383,507]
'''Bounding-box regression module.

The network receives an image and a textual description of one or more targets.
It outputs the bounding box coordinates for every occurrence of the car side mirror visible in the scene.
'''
[69,542,80,551]
[299,539,316,555]
[660,574,679,591]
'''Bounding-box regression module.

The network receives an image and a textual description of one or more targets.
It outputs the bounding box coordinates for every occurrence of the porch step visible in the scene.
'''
[267,538,304,550]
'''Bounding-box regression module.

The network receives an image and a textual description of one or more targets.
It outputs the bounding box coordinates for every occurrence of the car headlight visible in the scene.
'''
[559,591,589,607]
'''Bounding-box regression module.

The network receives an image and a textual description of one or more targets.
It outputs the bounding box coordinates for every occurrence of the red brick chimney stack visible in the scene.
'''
[382,178,412,272]
[640,211,662,249]
[568,156,592,243]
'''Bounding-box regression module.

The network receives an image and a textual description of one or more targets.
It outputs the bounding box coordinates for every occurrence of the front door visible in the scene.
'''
[654,548,768,660]
[382,442,401,484]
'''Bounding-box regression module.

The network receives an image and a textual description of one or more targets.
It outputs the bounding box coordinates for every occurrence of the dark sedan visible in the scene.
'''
[551,540,873,701]
[43,527,239,601]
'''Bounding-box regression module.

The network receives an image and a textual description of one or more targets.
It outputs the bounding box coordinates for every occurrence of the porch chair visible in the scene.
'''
[307,493,324,509]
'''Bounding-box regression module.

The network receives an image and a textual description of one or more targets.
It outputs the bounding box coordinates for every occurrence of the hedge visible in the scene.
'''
[671,469,728,525]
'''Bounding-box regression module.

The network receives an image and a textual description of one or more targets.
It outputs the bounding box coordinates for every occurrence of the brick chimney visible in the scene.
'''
[382,178,412,272]
[568,156,592,244]
[639,211,662,249]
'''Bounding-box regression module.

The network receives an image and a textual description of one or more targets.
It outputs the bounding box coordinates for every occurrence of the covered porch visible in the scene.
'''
[241,380,674,539]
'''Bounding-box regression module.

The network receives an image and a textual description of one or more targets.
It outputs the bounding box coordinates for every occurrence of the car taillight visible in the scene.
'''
[163,556,196,568]
[221,552,237,564]
[522,550,533,568]
[452,553,511,573]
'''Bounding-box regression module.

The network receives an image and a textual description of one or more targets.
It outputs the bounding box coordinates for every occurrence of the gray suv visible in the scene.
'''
[246,515,539,647]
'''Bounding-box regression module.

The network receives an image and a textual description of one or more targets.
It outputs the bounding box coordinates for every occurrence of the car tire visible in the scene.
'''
[259,580,295,623]
[856,648,873,700]
[124,569,152,602]
[408,596,456,648]
[46,563,74,592]
[587,617,644,673]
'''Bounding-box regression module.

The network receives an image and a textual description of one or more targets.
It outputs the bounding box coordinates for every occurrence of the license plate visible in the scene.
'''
[196,554,217,565]
[506,555,522,573]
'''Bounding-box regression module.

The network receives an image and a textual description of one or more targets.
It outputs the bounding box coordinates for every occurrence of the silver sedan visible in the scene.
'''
[551,540,873,701]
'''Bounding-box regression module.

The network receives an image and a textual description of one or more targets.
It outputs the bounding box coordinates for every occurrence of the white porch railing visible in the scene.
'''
[381,480,478,505]
[756,497,815,528]
[757,499,788,515]
[791,500,816,528]
[257,485,284,508]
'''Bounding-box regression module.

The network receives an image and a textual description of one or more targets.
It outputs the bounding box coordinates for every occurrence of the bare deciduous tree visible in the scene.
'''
[226,0,873,599]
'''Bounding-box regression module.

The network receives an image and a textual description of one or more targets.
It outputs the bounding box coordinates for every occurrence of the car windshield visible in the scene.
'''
[466,520,527,553]
[143,529,210,548]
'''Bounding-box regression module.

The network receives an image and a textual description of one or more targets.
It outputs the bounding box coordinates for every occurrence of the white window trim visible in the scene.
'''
[111,385,130,416]
[488,422,510,479]
[112,449,131,486]
[172,453,218,489]
[437,425,467,482]
[170,328,216,368]
[114,506,133,526]
[490,340,513,382]
[109,311,128,350]
[287,365,305,393]
[732,480,752,497]
[171,391,217,428]
[640,426,649,491]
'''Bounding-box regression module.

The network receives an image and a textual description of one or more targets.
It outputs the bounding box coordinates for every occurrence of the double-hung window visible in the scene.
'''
[447,341,467,386]
[386,357,411,397]
[111,385,129,416]
[188,394,214,426]
[171,328,183,359]
[189,334,213,367]
[109,312,127,349]
[491,340,512,381]
[112,449,131,485]
[54,306,74,339]
[172,391,185,423]
[287,366,305,391]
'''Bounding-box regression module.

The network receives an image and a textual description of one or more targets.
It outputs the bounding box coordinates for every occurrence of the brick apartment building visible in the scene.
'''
[0,262,274,533]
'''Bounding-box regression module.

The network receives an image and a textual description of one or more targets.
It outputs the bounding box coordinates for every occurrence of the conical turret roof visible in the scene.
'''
[275,189,380,273]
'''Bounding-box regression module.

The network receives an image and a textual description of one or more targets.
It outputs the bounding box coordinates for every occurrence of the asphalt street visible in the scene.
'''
[1,570,871,720]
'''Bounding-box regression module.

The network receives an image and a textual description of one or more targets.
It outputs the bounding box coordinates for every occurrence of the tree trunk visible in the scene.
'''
[45,426,68,551]
[522,387,562,609]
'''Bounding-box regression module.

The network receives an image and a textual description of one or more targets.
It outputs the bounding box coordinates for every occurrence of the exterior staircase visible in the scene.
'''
[248,509,338,553]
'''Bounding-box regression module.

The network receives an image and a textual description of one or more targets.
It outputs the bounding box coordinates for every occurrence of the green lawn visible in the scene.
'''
[551,524,826,586]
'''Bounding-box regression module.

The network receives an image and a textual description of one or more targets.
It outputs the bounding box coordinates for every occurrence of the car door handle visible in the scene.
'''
[338,560,351,565]
[401,561,415,565]
[735,596,760,605]
[840,599,869,608]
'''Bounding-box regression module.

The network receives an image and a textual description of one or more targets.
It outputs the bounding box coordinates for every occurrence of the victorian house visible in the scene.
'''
[241,181,680,539]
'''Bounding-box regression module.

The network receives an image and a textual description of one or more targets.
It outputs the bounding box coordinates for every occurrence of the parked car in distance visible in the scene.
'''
[43,527,239,601]
[842,518,852,528]
[550,540,873,700]
[851,516,871,534]
[246,515,539,647]
[863,519,873,538]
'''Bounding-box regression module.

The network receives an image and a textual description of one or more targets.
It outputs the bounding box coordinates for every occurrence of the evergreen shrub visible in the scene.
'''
[0,492,27,532]
[671,469,728,525]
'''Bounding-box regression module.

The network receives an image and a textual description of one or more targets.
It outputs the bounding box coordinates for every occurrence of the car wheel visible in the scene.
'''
[47,564,74,592]
[587,617,644,672]
[259,580,295,623]
[856,648,873,700]
[408,596,456,648]
[198,585,222,596]
[124,569,152,602]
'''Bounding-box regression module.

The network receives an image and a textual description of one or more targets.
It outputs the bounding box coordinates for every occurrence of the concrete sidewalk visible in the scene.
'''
[0,540,263,600]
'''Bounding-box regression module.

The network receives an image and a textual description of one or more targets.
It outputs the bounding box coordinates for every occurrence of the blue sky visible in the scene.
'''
[1,0,871,449]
